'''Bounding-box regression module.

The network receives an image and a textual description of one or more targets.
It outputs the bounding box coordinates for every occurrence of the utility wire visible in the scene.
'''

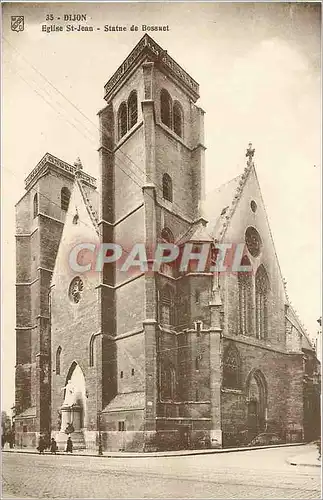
[3,36,195,221]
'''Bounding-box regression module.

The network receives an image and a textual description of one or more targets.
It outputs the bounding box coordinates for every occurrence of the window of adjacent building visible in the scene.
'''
[255,265,269,339]
[160,227,176,276]
[61,187,71,211]
[195,290,200,304]
[238,255,253,336]
[89,335,95,367]
[160,89,172,128]
[161,227,174,243]
[223,344,241,389]
[33,193,38,218]
[23,425,27,433]
[118,102,128,140]
[128,90,138,129]
[161,363,176,400]
[56,346,62,375]
[195,356,200,371]
[173,101,183,137]
[194,321,203,337]
[120,370,123,379]
[162,173,173,202]
[160,285,175,327]
[118,421,125,431]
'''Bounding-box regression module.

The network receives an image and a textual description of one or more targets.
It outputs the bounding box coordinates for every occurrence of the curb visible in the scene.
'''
[286,457,321,468]
[3,442,306,459]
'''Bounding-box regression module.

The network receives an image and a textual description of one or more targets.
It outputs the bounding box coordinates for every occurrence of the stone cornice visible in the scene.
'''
[156,417,211,421]
[15,278,39,286]
[24,153,96,190]
[38,212,64,225]
[15,227,38,238]
[223,333,296,355]
[104,34,199,103]
[96,272,145,291]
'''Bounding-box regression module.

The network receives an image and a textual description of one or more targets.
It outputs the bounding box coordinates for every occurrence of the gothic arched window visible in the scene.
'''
[128,90,138,129]
[173,101,183,137]
[246,369,267,432]
[255,265,269,339]
[238,255,253,335]
[89,335,95,367]
[161,362,176,400]
[160,285,175,327]
[161,227,174,243]
[223,344,241,389]
[61,187,71,211]
[33,193,38,218]
[162,173,173,202]
[56,346,62,375]
[160,89,172,128]
[118,102,128,140]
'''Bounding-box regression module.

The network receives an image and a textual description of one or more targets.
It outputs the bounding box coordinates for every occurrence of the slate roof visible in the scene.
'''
[204,162,254,241]
[102,392,145,413]
[176,219,213,246]
[15,406,36,419]
[204,174,242,239]
[77,177,99,234]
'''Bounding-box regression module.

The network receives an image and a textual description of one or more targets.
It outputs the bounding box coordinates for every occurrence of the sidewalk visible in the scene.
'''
[3,442,305,459]
[287,443,321,468]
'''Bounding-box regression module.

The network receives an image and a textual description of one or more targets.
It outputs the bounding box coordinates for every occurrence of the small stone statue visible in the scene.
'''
[61,380,76,407]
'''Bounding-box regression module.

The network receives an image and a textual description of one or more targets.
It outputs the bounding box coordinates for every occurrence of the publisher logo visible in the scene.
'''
[11,16,24,32]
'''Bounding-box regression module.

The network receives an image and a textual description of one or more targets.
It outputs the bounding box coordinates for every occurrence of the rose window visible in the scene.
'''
[245,227,262,257]
[69,277,84,303]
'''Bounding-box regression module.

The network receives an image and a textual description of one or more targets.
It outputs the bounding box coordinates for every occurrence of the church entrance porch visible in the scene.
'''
[246,369,267,440]
[55,362,87,450]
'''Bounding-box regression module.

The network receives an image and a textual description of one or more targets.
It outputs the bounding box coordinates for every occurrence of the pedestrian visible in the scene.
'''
[50,437,58,454]
[8,431,14,449]
[37,436,46,454]
[65,436,73,453]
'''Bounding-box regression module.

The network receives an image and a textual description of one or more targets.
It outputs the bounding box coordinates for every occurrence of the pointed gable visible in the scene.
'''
[51,178,100,287]
[204,174,243,240]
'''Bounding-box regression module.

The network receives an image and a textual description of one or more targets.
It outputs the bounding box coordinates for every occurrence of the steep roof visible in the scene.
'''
[204,153,317,356]
[15,406,36,419]
[286,303,316,352]
[176,219,213,246]
[102,392,145,413]
[77,177,99,234]
[204,174,243,240]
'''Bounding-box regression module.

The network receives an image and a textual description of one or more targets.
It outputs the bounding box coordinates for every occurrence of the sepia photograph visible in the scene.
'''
[1,1,322,498]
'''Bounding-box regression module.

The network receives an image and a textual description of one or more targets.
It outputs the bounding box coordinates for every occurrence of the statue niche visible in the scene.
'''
[60,363,86,434]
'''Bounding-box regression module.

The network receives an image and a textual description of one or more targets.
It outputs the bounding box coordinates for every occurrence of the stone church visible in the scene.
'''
[14,34,320,451]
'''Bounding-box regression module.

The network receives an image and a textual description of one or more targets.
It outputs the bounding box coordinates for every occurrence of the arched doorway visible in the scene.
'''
[62,362,87,430]
[246,369,267,436]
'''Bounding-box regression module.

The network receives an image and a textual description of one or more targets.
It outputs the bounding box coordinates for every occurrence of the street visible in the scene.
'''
[2,445,321,499]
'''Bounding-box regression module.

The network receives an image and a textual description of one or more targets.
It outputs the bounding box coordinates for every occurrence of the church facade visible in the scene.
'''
[15,35,320,451]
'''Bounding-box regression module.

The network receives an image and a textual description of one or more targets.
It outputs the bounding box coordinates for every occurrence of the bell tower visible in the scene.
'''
[15,153,96,447]
[98,35,206,450]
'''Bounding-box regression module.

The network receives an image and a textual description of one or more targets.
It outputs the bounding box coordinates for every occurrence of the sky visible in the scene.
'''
[1,2,321,414]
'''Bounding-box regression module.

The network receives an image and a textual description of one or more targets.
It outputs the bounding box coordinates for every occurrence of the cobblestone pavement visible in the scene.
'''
[2,445,321,499]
